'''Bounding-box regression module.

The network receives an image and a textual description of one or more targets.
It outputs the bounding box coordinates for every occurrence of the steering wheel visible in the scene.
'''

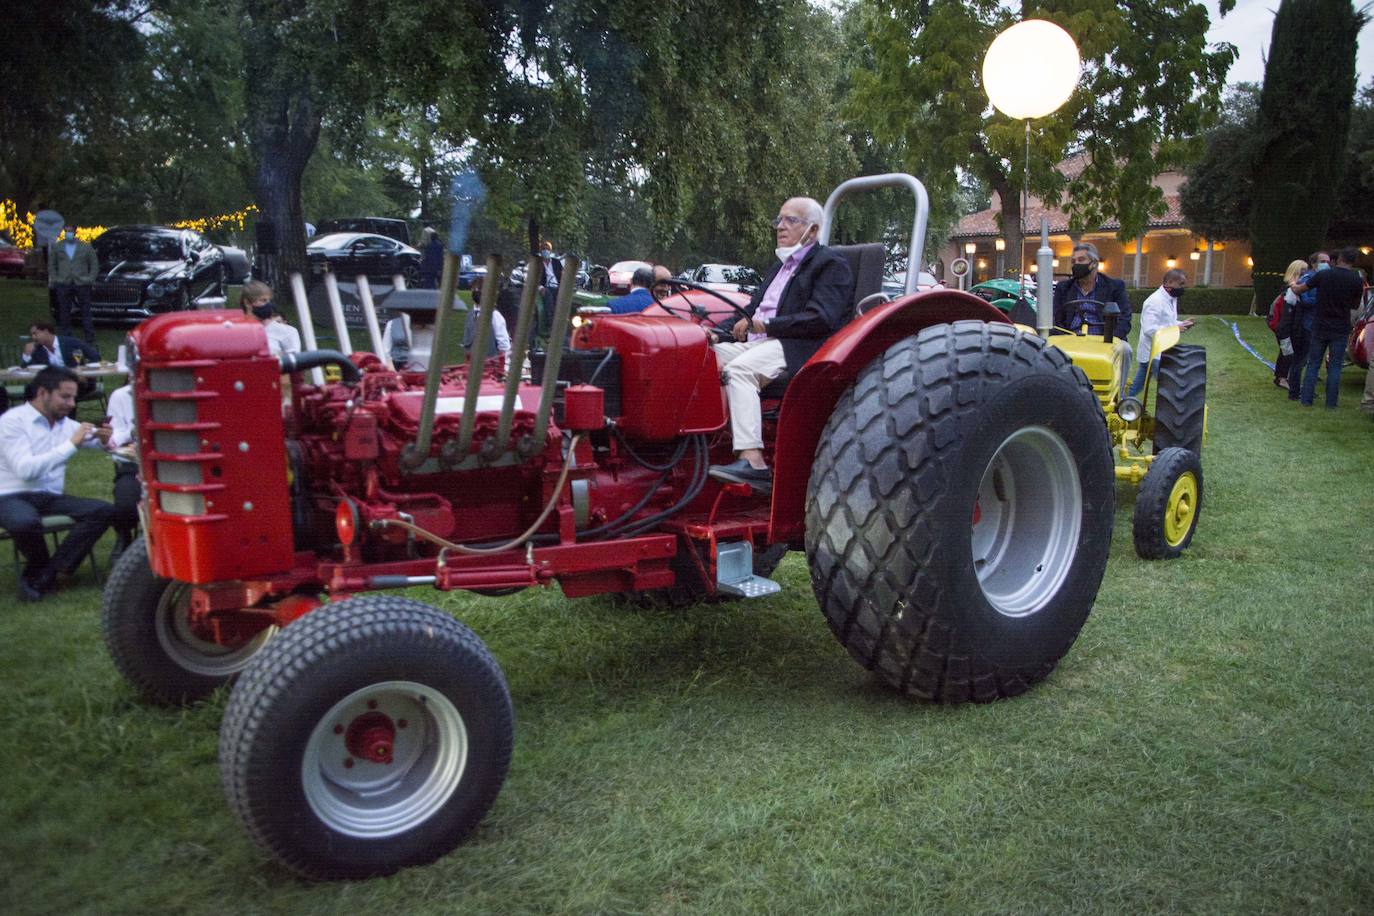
[652,277,753,331]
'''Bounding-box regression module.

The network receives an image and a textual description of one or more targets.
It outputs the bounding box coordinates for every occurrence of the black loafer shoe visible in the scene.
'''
[17,577,44,602]
[708,459,773,493]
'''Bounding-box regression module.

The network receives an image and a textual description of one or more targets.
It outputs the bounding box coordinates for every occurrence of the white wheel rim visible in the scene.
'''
[302,681,469,838]
[971,426,1082,617]
[154,584,276,676]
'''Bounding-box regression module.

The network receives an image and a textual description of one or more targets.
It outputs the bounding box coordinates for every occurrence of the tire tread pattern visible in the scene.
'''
[1153,344,1207,454]
[101,538,222,705]
[1132,446,1203,560]
[219,595,513,880]
[805,321,1112,703]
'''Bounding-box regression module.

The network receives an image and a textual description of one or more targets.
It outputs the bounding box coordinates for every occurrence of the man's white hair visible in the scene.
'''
[788,196,825,229]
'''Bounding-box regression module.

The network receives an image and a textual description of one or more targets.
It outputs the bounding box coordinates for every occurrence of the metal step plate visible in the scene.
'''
[716,540,782,599]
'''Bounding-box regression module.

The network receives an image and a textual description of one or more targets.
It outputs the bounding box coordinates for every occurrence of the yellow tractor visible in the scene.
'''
[1045,317,1206,559]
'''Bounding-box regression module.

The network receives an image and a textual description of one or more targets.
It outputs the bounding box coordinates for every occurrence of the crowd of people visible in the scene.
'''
[1268,247,1369,411]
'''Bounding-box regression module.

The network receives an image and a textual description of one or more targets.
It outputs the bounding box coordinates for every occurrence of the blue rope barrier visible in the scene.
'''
[1211,316,1275,371]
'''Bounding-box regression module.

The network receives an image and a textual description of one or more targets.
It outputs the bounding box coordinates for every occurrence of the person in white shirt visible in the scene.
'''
[1127,268,1195,398]
[240,280,302,358]
[0,366,115,601]
[384,300,512,372]
[105,383,140,559]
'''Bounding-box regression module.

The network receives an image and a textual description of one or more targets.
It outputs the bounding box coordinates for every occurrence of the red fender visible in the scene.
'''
[768,289,1012,543]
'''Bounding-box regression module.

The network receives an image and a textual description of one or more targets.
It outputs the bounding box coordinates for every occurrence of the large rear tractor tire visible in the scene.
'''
[1153,344,1206,454]
[805,322,1115,702]
[219,595,513,880]
[101,538,276,705]
[1132,447,1203,560]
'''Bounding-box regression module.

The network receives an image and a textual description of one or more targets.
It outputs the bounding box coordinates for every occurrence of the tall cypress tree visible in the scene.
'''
[1249,0,1366,307]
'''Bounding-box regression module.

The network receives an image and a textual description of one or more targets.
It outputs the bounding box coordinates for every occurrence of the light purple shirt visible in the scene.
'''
[750,242,814,341]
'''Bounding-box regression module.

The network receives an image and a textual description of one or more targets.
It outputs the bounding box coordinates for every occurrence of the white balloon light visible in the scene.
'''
[982,20,1081,120]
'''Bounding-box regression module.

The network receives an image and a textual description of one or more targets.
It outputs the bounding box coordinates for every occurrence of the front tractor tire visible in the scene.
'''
[1132,447,1203,560]
[101,538,277,705]
[1153,344,1207,455]
[219,595,514,880]
[805,322,1115,703]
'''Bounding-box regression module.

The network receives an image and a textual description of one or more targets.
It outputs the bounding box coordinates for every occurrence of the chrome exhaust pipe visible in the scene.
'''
[492,255,542,457]
[401,251,460,469]
[455,254,501,459]
[526,255,579,455]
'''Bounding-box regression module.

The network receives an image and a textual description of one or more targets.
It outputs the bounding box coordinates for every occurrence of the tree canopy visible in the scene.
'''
[850,0,1236,271]
[1248,0,1366,308]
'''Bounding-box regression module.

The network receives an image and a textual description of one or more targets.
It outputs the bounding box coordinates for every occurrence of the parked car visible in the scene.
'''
[306,232,422,286]
[316,217,411,246]
[0,240,26,278]
[682,263,761,293]
[218,244,251,284]
[84,225,227,322]
[967,277,1033,317]
[606,259,652,295]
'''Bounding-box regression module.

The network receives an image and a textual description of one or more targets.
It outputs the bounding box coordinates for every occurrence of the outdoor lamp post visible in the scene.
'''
[982,19,1080,336]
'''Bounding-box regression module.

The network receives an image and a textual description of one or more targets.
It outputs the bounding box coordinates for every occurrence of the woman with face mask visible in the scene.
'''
[239,280,302,358]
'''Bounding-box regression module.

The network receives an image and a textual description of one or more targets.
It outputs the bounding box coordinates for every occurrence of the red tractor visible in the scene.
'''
[101,176,1114,879]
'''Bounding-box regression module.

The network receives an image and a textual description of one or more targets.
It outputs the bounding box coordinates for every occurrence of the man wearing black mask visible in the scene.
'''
[1127,268,1194,397]
[1052,242,1133,340]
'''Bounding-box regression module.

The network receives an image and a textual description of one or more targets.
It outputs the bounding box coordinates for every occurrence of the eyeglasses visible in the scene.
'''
[770,215,807,228]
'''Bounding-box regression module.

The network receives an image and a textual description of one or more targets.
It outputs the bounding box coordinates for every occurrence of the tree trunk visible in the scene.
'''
[243,4,322,294]
[248,94,319,292]
[992,175,1023,280]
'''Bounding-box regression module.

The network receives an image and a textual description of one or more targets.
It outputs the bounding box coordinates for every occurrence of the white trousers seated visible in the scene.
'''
[712,338,787,452]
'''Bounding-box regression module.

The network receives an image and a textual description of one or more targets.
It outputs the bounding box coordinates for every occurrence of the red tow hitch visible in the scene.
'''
[345,712,398,765]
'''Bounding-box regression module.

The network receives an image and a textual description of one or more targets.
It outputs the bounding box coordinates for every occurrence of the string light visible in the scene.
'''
[0,201,258,248]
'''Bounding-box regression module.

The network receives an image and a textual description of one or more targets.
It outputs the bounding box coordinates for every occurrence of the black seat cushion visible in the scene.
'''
[828,243,887,317]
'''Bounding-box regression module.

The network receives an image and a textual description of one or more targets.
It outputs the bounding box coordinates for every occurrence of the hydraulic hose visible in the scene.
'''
[279,350,361,384]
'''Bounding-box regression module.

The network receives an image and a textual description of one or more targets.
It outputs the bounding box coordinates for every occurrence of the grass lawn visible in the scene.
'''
[1,279,1371,914]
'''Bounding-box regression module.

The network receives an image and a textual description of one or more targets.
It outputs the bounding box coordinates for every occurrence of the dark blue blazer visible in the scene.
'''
[1052,273,1133,340]
[608,287,653,314]
[22,336,101,368]
[731,245,853,375]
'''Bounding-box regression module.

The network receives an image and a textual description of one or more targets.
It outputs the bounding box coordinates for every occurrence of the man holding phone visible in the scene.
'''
[0,366,115,601]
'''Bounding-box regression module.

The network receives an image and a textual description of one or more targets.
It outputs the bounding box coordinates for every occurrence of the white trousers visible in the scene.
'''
[713,338,787,452]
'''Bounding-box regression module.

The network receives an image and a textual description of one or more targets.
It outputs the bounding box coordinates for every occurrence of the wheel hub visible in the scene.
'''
[1164,472,1198,546]
[345,712,396,764]
[303,681,469,838]
[971,426,1082,618]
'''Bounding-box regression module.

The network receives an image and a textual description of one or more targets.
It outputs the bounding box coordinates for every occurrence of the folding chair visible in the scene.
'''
[0,515,105,586]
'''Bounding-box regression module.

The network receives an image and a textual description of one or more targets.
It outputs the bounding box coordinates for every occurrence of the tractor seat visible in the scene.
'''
[758,243,887,401]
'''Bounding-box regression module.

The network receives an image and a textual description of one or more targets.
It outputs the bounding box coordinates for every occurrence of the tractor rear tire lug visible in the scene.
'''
[804,321,1114,703]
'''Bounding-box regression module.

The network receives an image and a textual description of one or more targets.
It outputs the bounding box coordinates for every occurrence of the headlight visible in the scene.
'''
[146,281,167,297]
[1118,397,1143,423]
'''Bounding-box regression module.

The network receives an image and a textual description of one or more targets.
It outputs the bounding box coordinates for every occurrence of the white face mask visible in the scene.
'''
[776,227,814,262]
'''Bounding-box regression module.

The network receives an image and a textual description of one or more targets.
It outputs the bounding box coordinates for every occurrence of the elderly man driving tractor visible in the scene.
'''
[707,196,853,493]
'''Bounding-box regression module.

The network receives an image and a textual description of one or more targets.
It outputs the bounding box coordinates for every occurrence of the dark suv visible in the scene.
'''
[316,217,411,246]
[86,226,227,323]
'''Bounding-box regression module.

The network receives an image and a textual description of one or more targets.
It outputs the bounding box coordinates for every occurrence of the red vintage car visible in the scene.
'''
[606,258,652,295]
[0,240,27,278]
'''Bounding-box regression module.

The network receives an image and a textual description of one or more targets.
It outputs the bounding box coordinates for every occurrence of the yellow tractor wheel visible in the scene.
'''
[1132,447,1203,560]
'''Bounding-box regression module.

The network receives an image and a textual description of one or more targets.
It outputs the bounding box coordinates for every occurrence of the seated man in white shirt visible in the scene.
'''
[0,366,115,601]
[240,280,302,358]
[384,298,512,372]
[105,382,140,559]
